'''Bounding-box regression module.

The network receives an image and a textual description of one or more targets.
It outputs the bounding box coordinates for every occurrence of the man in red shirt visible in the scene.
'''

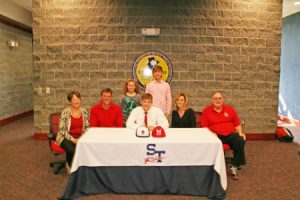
[90,88,123,127]
[201,91,246,180]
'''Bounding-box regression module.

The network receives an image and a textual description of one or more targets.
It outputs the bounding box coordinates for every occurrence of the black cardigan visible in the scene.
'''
[171,108,196,128]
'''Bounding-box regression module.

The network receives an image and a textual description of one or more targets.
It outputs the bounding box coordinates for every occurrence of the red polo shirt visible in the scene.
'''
[201,105,240,136]
[90,103,123,127]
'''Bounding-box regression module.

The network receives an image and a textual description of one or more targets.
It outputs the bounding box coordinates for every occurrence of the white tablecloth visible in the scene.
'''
[71,127,227,190]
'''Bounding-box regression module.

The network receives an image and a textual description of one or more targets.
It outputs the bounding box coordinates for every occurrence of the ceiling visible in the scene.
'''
[282,0,300,17]
[8,0,300,18]
[10,0,32,12]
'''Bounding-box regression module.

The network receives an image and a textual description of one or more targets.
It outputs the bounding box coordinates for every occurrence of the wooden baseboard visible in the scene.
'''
[0,110,33,126]
[245,133,276,141]
[33,132,48,140]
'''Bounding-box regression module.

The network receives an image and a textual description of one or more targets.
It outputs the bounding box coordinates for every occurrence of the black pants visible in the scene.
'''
[218,133,246,166]
[60,139,76,166]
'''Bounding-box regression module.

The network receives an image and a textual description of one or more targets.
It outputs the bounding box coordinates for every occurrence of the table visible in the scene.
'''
[60,128,227,199]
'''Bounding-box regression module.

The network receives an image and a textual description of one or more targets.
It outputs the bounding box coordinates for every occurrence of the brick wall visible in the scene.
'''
[32,0,282,133]
[0,23,33,120]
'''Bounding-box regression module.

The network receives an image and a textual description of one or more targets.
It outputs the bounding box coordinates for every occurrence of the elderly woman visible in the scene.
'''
[171,93,196,128]
[56,90,89,172]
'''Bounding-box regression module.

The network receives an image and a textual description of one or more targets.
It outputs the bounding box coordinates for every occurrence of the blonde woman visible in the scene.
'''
[171,93,196,128]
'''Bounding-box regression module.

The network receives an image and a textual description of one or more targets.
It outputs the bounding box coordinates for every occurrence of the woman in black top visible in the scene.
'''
[171,93,196,128]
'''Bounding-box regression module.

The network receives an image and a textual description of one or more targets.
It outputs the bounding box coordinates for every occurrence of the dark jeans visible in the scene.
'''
[218,133,246,166]
[60,139,76,166]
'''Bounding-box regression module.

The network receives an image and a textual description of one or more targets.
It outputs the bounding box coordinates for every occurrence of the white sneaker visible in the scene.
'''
[229,166,238,180]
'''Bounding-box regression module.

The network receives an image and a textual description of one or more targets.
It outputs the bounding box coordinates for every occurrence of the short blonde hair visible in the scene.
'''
[122,79,140,95]
[174,93,188,110]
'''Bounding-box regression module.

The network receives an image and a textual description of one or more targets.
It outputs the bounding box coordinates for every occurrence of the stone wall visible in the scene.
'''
[0,23,33,120]
[32,0,282,133]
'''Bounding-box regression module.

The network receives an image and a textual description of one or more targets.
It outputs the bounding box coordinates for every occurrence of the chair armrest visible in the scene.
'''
[48,133,55,151]
[48,133,55,140]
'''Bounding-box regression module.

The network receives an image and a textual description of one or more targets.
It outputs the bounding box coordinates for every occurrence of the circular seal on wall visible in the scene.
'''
[132,51,173,90]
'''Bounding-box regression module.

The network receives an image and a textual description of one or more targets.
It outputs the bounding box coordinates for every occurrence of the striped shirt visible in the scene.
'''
[145,80,172,114]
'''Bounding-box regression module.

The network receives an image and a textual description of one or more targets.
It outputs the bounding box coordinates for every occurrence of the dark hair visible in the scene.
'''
[101,88,113,96]
[152,65,163,73]
[141,93,153,101]
[67,90,81,102]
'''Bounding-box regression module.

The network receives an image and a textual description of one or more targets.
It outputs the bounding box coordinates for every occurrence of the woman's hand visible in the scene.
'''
[71,138,78,144]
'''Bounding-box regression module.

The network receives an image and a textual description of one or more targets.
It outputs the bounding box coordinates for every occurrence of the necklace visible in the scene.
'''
[71,108,81,118]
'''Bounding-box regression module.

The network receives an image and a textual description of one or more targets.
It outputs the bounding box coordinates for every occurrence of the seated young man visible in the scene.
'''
[126,93,169,131]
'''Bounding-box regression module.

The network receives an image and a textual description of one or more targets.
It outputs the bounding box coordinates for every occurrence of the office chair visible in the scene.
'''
[48,112,65,174]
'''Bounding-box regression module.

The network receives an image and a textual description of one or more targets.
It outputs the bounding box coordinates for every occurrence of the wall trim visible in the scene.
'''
[0,18,32,34]
[0,110,33,126]
[245,133,276,141]
[34,132,48,140]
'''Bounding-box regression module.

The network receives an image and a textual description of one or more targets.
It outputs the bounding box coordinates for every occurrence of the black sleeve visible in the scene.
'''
[189,109,196,128]
[171,110,177,128]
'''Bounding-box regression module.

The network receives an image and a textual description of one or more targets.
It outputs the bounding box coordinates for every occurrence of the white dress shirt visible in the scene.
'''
[126,106,169,130]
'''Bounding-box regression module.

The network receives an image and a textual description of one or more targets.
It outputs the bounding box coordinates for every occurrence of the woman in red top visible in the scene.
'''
[56,91,89,173]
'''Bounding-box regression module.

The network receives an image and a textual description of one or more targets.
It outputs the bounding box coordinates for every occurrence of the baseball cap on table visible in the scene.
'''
[151,126,166,138]
[136,126,150,137]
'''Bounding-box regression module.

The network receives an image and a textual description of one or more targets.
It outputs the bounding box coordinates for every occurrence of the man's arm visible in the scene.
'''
[156,108,169,129]
[235,125,246,140]
[89,107,98,127]
[165,84,172,115]
[231,106,246,140]
[116,106,123,127]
